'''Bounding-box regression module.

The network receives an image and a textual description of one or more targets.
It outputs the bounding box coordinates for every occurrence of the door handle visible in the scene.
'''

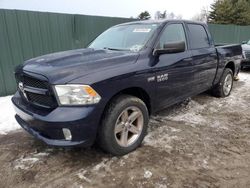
[209,53,217,58]
[184,58,193,61]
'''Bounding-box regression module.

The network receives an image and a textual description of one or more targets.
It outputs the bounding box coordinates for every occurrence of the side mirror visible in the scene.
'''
[153,41,186,56]
[242,41,247,44]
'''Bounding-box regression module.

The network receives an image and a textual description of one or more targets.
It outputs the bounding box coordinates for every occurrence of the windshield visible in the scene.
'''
[88,24,159,52]
[247,40,250,45]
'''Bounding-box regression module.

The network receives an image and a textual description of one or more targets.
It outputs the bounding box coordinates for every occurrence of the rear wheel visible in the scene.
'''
[97,95,149,155]
[212,68,233,97]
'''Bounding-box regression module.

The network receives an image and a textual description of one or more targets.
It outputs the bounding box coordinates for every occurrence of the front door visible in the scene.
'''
[153,23,194,110]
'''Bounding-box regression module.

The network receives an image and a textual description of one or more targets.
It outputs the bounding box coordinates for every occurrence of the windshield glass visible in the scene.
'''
[88,24,159,52]
[247,40,250,45]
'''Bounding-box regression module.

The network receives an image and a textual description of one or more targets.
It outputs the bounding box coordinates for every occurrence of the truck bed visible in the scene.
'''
[213,44,242,84]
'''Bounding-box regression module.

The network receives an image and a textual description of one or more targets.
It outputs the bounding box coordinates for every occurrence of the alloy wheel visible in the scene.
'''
[114,106,144,147]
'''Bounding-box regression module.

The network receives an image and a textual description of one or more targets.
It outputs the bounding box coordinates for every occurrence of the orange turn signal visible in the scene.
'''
[84,86,98,97]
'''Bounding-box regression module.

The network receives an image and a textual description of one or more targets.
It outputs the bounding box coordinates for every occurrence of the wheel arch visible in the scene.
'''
[108,87,152,115]
[225,61,235,75]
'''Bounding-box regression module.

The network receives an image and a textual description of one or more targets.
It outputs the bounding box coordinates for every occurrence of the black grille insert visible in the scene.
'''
[26,92,56,108]
[23,75,48,89]
[15,73,57,109]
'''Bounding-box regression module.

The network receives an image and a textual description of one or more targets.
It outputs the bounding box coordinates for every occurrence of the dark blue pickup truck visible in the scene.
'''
[12,20,242,155]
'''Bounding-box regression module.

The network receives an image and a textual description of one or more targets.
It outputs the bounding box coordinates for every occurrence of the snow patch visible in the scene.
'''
[119,159,126,167]
[92,158,111,172]
[166,100,207,125]
[13,150,51,170]
[155,183,168,188]
[77,170,92,183]
[144,170,153,179]
[170,127,182,132]
[76,157,119,183]
[14,157,39,170]
[240,72,250,81]
[0,96,20,134]
[144,126,179,150]
[209,121,229,130]
[202,159,209,169]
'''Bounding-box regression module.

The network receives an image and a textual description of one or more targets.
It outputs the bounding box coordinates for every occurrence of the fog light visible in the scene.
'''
[62,128,72,141]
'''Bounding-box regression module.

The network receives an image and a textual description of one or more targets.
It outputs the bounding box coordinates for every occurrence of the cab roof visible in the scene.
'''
[117,19,206,26]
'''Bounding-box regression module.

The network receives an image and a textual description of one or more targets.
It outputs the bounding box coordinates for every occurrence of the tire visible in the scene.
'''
[97,95,149,156]
[212,68,234,98]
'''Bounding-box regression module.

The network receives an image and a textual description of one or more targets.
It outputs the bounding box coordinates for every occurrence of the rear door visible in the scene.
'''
[186,23,218,93]
[154,22,194,109]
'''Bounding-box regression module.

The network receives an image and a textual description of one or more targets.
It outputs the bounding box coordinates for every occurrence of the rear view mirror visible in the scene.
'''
[153,41,185,56]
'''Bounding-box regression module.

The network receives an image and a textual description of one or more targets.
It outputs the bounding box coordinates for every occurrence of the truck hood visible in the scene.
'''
[21,48,139,84]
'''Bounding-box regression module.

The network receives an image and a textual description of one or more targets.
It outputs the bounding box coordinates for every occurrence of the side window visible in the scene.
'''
[187,24,210,49]
[158,24,186,49]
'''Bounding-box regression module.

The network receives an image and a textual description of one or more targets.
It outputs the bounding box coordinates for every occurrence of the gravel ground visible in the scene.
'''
[0,71,250,188]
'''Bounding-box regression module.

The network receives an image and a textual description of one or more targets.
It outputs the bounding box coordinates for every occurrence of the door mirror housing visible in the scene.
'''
[242,41,247,44]
[153,41,186,56]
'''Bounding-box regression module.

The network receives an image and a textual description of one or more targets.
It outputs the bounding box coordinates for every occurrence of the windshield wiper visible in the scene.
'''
[103,47,129,51]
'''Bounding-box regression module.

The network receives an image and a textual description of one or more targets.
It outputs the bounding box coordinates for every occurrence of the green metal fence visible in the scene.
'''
[0,9,133,96]
[1,9,250,96]
[208,23,250,44]
[0,10,75,96]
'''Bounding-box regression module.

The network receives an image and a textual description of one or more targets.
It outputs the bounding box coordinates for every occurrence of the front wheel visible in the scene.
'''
[212,68,234,97]
[97,95,149,156]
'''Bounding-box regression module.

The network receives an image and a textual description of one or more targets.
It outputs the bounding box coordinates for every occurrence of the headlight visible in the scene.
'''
[54,85,101,105]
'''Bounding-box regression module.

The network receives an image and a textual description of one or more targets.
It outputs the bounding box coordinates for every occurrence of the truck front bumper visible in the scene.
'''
[12,92,103,147]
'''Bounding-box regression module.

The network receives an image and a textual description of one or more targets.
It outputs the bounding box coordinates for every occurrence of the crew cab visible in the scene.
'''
[12,20,242,155]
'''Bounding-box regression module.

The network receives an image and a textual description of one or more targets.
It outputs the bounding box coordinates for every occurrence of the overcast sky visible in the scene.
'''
[0,0,214,19]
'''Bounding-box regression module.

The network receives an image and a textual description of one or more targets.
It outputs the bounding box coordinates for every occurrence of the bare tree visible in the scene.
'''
[154,11,161,20]
[176,14,183,19]
[192,7,209,23]
[155,11,167,20]
[155,10,182,20]
[167,12,175,19]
